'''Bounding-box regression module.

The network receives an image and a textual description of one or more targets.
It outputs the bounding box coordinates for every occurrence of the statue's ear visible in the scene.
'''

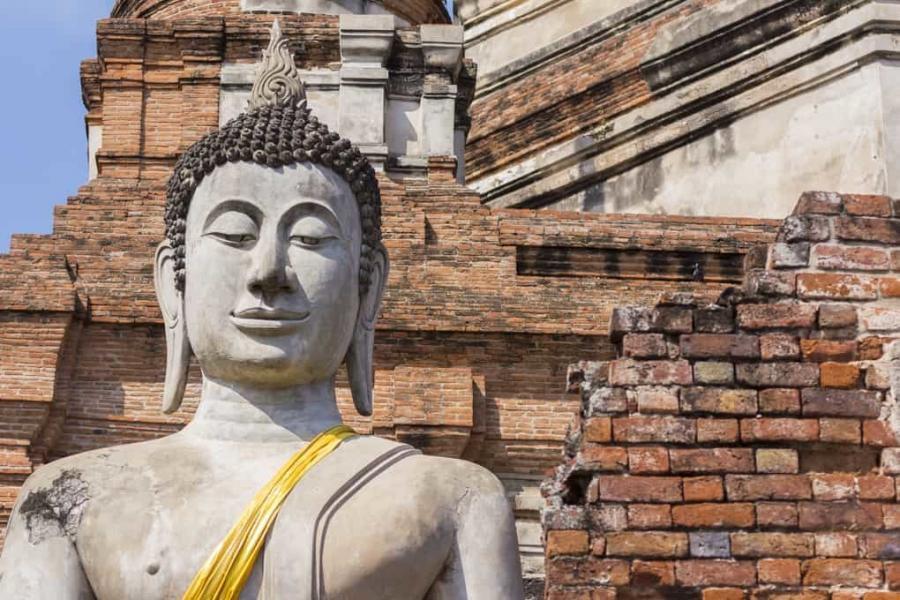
[154,241,191,414]
[346,244,389,417]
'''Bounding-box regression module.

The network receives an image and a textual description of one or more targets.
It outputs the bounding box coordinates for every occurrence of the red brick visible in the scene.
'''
[859,476,895,500]
[886,506,900,530]
[819,303,858,329]
[627,504,672,529]
[755,449,799,474]
[672,503,755,528]
[682,388,757,415]
[613,416,696,444]
[736,363,820,388]
[819,362,863,389]
[811,474,857,501]
[683,476,724,502]
[760,334,800,360]
[887,561,900,589]
[797,273,878,300]
[819,418,862,444]
[802,558,883,587]
[795,191,843,215]
[861,533,900,558]
[758,388,801,414]
[862,337,888,362]
[609,359,692,386]
[622,333,669,359]
[633,386,680,414]
[802,388,881,418]
[864,420,898,446]
[740,418,819,442]
[627,447,669,474]
[836,215,900,245]
[698,419,740,443]
[670,448,754,474]
[757,558,801,584]
[736,303,817,330]
[579,445,628,472]
[610,306,693,337]
[681,334,760,360]
[756,502,798,528]
[545,587,615,600]
[798,502,883,531]
[880,277,900,298]
[844,194,894,217]
[546,557,631,586]
[605,532,688,557]
[726,475,811,500]
[584,417,612,442]
[547,530,591,557]
[800,339,857,362]
[731,532,813,557]
[814,244,891,271]
[675,560,756,586]
[815,532,858,557]
[594,476,682,503]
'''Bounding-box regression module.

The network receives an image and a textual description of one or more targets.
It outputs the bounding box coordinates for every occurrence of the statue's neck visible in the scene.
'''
[182,377,343,444]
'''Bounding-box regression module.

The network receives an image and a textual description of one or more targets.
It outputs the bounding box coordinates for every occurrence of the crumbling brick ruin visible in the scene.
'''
[545,192,900,599]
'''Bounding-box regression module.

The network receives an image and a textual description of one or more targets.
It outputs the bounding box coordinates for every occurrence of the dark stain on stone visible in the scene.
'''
[19,470,90,544]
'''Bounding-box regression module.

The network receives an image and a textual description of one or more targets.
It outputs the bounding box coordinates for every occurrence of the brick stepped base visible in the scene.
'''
[543,192,900,600]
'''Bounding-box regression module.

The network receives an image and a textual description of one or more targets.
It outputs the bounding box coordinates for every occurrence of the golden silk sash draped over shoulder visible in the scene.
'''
[182,425,356,600]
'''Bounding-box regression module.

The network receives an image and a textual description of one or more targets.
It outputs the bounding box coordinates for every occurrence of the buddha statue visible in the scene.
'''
[0,21,523,600]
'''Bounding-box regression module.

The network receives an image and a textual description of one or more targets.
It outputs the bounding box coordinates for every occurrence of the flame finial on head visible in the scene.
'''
[248,19,306,110]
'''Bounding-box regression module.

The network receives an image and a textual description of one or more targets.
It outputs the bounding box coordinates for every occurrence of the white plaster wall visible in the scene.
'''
[88,125,103,181]
[549,62,889,219]
[880,58,900,199]
[386,98,422,156]
[219,66,342,134]
[465,0,639,82]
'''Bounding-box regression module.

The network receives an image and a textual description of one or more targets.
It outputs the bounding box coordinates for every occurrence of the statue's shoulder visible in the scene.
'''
[350,437,506,508]
[18,436,175,501]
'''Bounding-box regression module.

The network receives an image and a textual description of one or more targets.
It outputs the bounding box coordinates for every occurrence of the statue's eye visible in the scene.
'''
[216,233,257,245]
[289,214,339,249]
[204,211,258,247]
[291,236,322,247]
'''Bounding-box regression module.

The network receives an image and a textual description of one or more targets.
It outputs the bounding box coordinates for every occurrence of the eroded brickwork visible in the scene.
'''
[545,192,900,599]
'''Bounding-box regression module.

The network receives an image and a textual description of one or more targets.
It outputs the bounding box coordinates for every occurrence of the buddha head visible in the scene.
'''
[153,20,387,416]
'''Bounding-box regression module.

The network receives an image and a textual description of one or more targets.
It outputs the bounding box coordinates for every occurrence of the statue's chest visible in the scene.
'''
[78,447,447,600]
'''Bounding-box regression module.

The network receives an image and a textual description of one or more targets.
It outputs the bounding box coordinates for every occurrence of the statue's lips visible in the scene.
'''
[230,307,311,334]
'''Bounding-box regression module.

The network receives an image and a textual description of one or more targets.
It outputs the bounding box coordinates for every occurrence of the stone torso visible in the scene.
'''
[23,435,461,600]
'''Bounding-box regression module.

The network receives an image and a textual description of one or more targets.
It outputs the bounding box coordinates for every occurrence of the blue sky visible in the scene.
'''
[0,0,454,253]
[0,0,115,252]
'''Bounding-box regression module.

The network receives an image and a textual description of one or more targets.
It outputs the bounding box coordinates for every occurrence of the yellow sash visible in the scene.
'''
[182,424,356,600]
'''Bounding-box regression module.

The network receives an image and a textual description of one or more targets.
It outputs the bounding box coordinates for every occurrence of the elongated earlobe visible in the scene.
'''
[347,244,388,417]
[154,242,191,414]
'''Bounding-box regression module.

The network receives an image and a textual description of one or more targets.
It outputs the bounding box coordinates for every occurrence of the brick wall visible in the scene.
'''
[466,0,855,183]
[544,192,900,599]
[110,0,449,24]
[0,13,780,561]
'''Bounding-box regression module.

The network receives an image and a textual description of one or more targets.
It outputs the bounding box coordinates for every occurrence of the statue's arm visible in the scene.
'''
[0,477,94,599]
[429,466,525,600]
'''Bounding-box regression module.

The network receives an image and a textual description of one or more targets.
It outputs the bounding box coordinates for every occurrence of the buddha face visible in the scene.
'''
[181,161,363,388]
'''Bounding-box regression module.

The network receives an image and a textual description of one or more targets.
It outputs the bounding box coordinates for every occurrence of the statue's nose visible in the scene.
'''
[247,240,298,297]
